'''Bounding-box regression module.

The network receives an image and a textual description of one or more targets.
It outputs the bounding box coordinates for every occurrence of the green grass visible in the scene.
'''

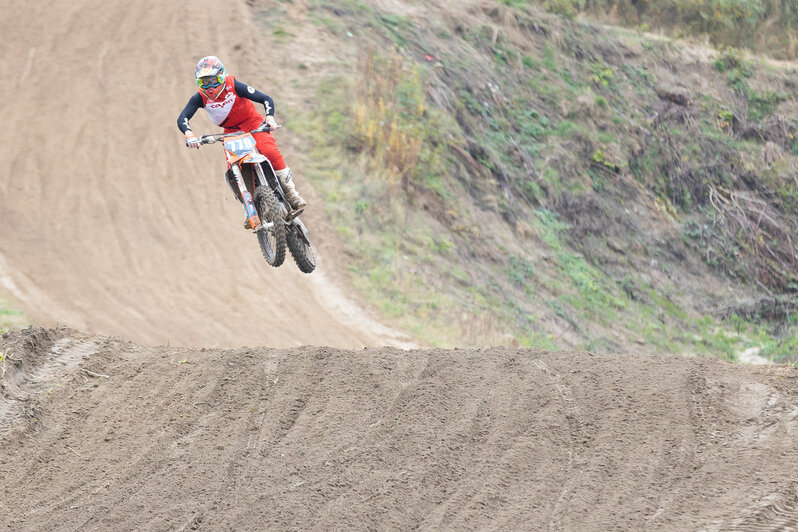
[0,296,28,334]
[534,209,627,315]
[500,0,528,7]
[291,2,798,359]
[538,1,798,60]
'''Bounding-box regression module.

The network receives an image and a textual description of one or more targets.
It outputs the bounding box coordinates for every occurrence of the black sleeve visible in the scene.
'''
[234,79,275,116]
[177,93,204,133]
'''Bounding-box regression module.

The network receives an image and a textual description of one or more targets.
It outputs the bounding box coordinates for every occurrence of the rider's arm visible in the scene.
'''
[177,93,204,134]
[234,80,275,117]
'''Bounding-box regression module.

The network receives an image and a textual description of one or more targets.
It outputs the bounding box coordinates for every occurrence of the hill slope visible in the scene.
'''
[269,0,797,359]
[2,2,798,528]
[0,0,411,349]
[2,0,794,358]
[2,327,797,529]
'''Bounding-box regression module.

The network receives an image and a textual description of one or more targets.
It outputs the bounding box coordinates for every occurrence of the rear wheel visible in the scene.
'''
[255,186,286,267]
[286,219,316,273]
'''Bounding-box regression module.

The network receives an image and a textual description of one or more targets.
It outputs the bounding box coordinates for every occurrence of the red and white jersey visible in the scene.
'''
[199,75,261,130]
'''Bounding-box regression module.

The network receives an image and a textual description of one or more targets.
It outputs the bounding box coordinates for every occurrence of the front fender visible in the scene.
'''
[244,153,268,164]
[291,218,311,246]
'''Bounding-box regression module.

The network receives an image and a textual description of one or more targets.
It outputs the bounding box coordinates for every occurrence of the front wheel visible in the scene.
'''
[255,186,286,267]
[286,218,316,273]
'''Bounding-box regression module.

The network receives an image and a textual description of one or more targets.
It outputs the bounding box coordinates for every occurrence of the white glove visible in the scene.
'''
[264,116,279,130]
[185,130,200,149]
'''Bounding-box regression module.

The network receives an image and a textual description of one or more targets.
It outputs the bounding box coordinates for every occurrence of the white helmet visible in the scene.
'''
[195,56,226,99]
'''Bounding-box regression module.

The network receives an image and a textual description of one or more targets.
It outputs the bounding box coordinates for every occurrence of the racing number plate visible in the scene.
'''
[224,134,257,158]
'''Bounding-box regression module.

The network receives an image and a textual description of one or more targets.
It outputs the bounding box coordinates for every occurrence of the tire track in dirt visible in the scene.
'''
[2,331,798,529]
[701,376,798,532]
[640,370,706,526]
[723,487,798,531]
[0,333,98,439]
[533,358,587,532]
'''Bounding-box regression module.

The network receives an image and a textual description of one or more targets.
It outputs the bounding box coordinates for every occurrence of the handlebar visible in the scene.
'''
[199,123,281,145]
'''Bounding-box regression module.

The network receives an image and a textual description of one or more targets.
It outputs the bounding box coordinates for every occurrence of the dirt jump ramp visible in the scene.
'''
[2,328,797,530]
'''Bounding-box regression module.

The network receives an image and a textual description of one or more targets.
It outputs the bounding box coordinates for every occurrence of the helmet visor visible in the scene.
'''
[197,75,224,88]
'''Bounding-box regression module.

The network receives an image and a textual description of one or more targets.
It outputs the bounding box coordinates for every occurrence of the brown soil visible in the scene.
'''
[0,0,413,350]
[2,1,798,529]
[1,327,797,530]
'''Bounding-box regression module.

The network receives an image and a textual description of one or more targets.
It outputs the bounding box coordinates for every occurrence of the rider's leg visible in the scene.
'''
[274,167,307,211]
[252,131,307,211]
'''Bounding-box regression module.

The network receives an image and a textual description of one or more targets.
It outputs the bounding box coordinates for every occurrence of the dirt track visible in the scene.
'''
[0,0,411,349]
[3,0,798,530]
[1,327,797,530]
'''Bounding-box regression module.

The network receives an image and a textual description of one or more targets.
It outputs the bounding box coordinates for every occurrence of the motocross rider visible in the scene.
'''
[177,56,307,223]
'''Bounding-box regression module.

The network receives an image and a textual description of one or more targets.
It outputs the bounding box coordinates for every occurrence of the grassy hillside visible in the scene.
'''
[266,0,797,361]
[536,0,798,60]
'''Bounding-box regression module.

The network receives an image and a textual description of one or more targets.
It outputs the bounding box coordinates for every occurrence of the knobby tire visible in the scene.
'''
[255,186,286,267]
[286,221,316,274]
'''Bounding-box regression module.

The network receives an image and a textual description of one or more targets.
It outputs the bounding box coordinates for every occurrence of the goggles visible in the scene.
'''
[197,75,224,88]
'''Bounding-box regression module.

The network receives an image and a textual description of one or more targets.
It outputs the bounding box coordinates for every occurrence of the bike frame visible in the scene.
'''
[195,123,315,272]
[200,125,281,232]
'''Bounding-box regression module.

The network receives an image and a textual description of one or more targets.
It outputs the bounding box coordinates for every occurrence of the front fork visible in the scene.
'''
[231,164,261,230]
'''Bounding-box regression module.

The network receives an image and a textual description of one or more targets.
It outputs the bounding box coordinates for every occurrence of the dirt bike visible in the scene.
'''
[198,124,316,273]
